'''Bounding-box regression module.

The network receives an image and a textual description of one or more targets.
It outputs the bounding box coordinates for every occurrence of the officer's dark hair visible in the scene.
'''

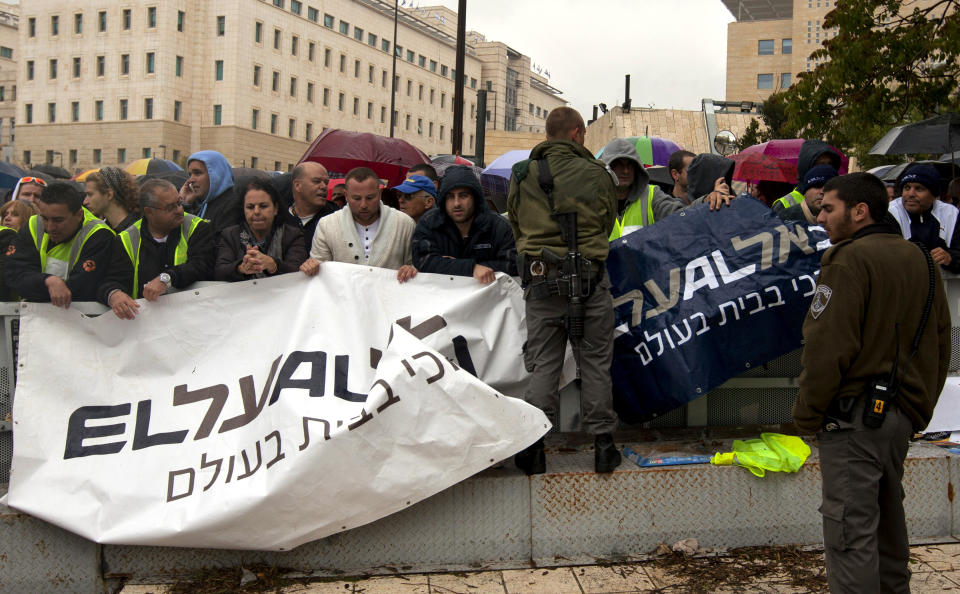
[668,150,695,174]
[822,172,888,222]
[545,107,584,140]
[139,178,178,210]
[38,182,84,214]
[344,167,379,187]
[237,177,283,228]
[408,163,438,182]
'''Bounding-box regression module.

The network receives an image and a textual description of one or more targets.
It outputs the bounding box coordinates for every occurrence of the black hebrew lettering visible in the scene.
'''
[334,355,367,402]
[64,403,131,460]
[132,399,189,451]
[373,379,401,413]
[225,454,235,483]
[265,431,285,468]
[269,351,327,405]
[237,441,262,480]
[347,408,374,431]
[220,356,282,433]
[393,314,448,340]
[412,351,445,383]
[173,383,229,440]
[452,336,477,377]
[298,416,331,450]
[166,468,195,502]
[200,452,222,491]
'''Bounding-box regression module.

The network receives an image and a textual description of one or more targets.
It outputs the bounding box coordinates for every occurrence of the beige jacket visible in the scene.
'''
[310,202,415,269]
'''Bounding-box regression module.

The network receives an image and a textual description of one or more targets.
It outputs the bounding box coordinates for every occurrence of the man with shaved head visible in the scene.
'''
[285,161,338,250]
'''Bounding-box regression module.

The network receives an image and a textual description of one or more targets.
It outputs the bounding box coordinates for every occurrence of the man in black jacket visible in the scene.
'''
[412,165,516,283]
[99,179,215,319]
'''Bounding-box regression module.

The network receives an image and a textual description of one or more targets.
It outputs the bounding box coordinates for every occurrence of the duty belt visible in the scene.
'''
[520,254,604,299]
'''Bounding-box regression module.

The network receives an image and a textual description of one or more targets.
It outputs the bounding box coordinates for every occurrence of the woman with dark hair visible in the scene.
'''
[215,178,307,281]
[84,167,140,232]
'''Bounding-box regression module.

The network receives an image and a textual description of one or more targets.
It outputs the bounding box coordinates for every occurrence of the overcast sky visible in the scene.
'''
[433,0,735,117]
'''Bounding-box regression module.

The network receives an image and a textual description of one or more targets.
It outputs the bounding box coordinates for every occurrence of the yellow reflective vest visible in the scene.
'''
[773,189,804,211]
[609,186,656,241]
[28,208,112,280]
[119,214,203,298]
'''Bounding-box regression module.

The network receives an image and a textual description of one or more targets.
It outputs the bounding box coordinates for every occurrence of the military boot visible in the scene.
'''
[514,438,545,475]
[594,433,621,473]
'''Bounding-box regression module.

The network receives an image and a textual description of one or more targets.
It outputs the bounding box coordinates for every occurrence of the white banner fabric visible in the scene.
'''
[7,264,549,550]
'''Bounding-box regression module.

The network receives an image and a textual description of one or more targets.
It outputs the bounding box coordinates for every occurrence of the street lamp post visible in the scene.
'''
[389,0,399,138]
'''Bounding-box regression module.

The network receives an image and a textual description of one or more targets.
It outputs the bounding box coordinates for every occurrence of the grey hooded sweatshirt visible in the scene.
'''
[599,138,695,229]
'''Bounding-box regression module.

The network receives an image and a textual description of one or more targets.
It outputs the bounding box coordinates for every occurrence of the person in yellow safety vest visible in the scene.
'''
[771,139,844,214]
[600,139,735,240]
[98,178,215,320]
[4,181,114,307]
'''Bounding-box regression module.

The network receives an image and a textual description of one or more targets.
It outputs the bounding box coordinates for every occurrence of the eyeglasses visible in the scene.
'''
[19,177,47,186]
[152,199,185,212]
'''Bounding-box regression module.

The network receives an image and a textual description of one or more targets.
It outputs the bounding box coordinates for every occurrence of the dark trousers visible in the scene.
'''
[523,271,617,435]
[817,405,913,594]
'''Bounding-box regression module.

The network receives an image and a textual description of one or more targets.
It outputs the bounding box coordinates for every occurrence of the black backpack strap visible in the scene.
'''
[536,158,557,214]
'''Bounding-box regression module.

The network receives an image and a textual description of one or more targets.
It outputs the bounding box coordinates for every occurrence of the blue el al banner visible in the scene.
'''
[606,198,829,424]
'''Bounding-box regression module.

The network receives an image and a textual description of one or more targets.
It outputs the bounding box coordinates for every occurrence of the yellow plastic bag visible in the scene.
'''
[710,433,811,477]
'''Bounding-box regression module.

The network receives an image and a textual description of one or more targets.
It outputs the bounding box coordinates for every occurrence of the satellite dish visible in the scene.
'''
[714,130,738,156]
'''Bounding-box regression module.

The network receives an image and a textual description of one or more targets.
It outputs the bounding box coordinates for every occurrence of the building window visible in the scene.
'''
[405,114,410,131]
[381,39,390,53]
[93,149,101,163]
[470,77,477,89]
[368,64,374,83]
[353,97,359,115]
[28,17,36,37]
[274,28,281,49]
[215,60,224,81]
[757,73,774,89]
[324,48,331,67]
[440,125,444,141]
[47,59,58,80]
[176,55,183,77]
[253,64,261,86]
[368,33,377,47]
[174,100,182,121]
[305,122,312,141]
[429,89,434,104]
[758,39,775,55]
[119,99,128,120]
[354,59,360,78]
[323,87,329,106]
[71,101,79,122]
[73,57,81,78]
[142,148,151,158]
[418,55,426,68]
[290,0,302,15]
[96,55,105,76]
[213,104,222,125]
[122,9,131,30]
[367,101,373,119]
[395,45,402,57]
[406,49,414,62]
[338,92,344,111]
[272,71,279,92]
[307,82,314,102]
[441,93,446,108]
[380,106,386,123]
[382,70,388,88]
[417,118,422,135]
[271,113,278,134]
[51,15,60,36]
[309,42,315,61]
[781,72,792,88]
[177,11,185,32]
[419,84,424,100]
[431,60,438,73]
[95,100,103,121]
[251,108,259,129]
[273,0,284,6]
[354,26,363,41]
[255,21,262,43]
[144,98,153,119]
[146,52,155,74]
[308,7,319,22]
[217,16,225,36]
[48,102,56,123]
[428,122,433,137]
[24,104,32,124]
[26,61,34,80]
[339,20,349,35]
[74,13,82,34]
[120,54,129,75]
[339,54,346,73]
[117,148,126,163]
[782,39,793,54]
[289,76,297,96]
[147,7,156,28]
[288,118,295,137]
[406,79,412,96]
[323,14,334,28]
[291,35,298,55]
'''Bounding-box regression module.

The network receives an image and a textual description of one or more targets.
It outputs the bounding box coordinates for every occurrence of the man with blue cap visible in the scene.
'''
[180,150,242,236]
[392,174,436,223]
[778,164,838,224]
[888,164,959,272]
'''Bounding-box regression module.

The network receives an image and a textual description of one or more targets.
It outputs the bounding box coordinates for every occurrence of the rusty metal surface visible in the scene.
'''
[0,501,102,593]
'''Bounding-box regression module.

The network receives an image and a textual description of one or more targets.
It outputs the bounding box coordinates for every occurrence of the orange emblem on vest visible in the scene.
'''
[82,259,96,272]
[5,244,14,256]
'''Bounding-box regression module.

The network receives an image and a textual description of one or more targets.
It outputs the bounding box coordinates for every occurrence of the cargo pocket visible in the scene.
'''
[819,499,847,551]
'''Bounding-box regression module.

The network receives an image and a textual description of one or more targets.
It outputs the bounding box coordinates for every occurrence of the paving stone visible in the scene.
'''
[573,564,654,593]
[118,587,171,594]
[353,575,430,594]
[428,570,505,594]
[912,545,960,572]
[910,570,960,592]
[501,567,581,594]
[285,581,357,593]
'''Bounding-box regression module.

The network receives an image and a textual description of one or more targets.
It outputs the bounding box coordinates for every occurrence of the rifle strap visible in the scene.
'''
[537,158,557,214]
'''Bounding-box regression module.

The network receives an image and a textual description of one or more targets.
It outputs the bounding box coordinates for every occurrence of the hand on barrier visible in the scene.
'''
[44,276,72,308]
[142,277,168,302]
[396,265,418,283]
[108,290,140,320]
[473,264,495,285]
[300,258,320,277]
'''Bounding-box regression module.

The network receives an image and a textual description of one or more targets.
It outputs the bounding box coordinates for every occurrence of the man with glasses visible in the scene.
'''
[12,176,47,204]
[5,182,113,307]
[98,179,214,319]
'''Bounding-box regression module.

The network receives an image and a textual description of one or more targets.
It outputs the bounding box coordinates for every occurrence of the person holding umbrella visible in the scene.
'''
[888,164,960,272]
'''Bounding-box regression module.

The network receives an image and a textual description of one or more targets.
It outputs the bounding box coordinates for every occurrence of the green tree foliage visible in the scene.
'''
[737,93,798,150]
[781,0,960,167]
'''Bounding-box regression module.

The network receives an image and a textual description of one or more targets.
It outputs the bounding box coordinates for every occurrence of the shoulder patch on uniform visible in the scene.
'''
[810,284,832,319]
[511,159,531,182]
[82,259,96,272]
[5,244,14,256]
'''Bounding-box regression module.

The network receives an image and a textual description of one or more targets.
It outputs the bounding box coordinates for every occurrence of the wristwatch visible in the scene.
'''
[159,272,172,288]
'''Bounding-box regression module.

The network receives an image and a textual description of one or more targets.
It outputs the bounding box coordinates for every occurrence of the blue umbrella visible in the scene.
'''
[0,161,25,190]
[481,149,531,179]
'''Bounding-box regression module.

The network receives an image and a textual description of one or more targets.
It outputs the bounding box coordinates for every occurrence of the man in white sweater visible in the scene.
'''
[300,167,417,282]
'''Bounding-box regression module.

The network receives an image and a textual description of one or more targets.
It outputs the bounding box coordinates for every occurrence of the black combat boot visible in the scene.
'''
[514,438,545,475]
[594,433,621,473]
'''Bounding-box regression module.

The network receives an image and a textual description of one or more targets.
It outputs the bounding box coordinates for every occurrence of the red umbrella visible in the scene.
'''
[739,139,849,174]
[729,152,798,184]
[299,128,430,187]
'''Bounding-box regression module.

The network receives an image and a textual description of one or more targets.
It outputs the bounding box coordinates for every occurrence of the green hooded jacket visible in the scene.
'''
[507,139,617,262]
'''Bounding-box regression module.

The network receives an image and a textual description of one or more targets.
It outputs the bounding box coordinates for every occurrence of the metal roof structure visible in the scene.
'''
[720,0,793,21]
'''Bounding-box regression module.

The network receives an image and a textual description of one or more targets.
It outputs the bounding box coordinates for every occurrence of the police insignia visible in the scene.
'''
[82,259,96,272]
[810,284,832,319]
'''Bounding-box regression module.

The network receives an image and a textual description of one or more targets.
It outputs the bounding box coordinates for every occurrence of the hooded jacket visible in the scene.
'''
[412,165,517,277]
[186,150,241,236]
[773,141,844,212]
[600,139,707,237]
[686,154,735,204]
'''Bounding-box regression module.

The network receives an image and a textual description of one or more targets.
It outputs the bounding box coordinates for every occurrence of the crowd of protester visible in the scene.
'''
[1,136,958,317]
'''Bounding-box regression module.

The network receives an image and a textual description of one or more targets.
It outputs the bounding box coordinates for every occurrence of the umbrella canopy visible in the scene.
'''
[482,150,531,180]
[31,164,71,179]
[299,128,430,187]
[0,162,25,190]
[870,113,960,156]
[431,154,474,166]
[739,139,850,174]
[125,158,183,176]
[24,170,56,185]
[866,165,896,180]
[879,160,954,184]
[72,168,101,182]
[594,136,682,167]
[137,170,188,189]
[729,152,798,184]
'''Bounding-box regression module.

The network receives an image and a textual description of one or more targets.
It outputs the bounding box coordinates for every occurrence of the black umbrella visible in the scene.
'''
[31,163,72,179]
[870,113,960,156]
[879,160,954,183]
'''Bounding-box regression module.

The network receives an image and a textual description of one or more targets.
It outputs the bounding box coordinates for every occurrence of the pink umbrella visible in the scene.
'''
[739,139,849,174]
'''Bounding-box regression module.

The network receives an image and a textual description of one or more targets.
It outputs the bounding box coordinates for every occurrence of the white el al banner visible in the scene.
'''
[7,263,550,550]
